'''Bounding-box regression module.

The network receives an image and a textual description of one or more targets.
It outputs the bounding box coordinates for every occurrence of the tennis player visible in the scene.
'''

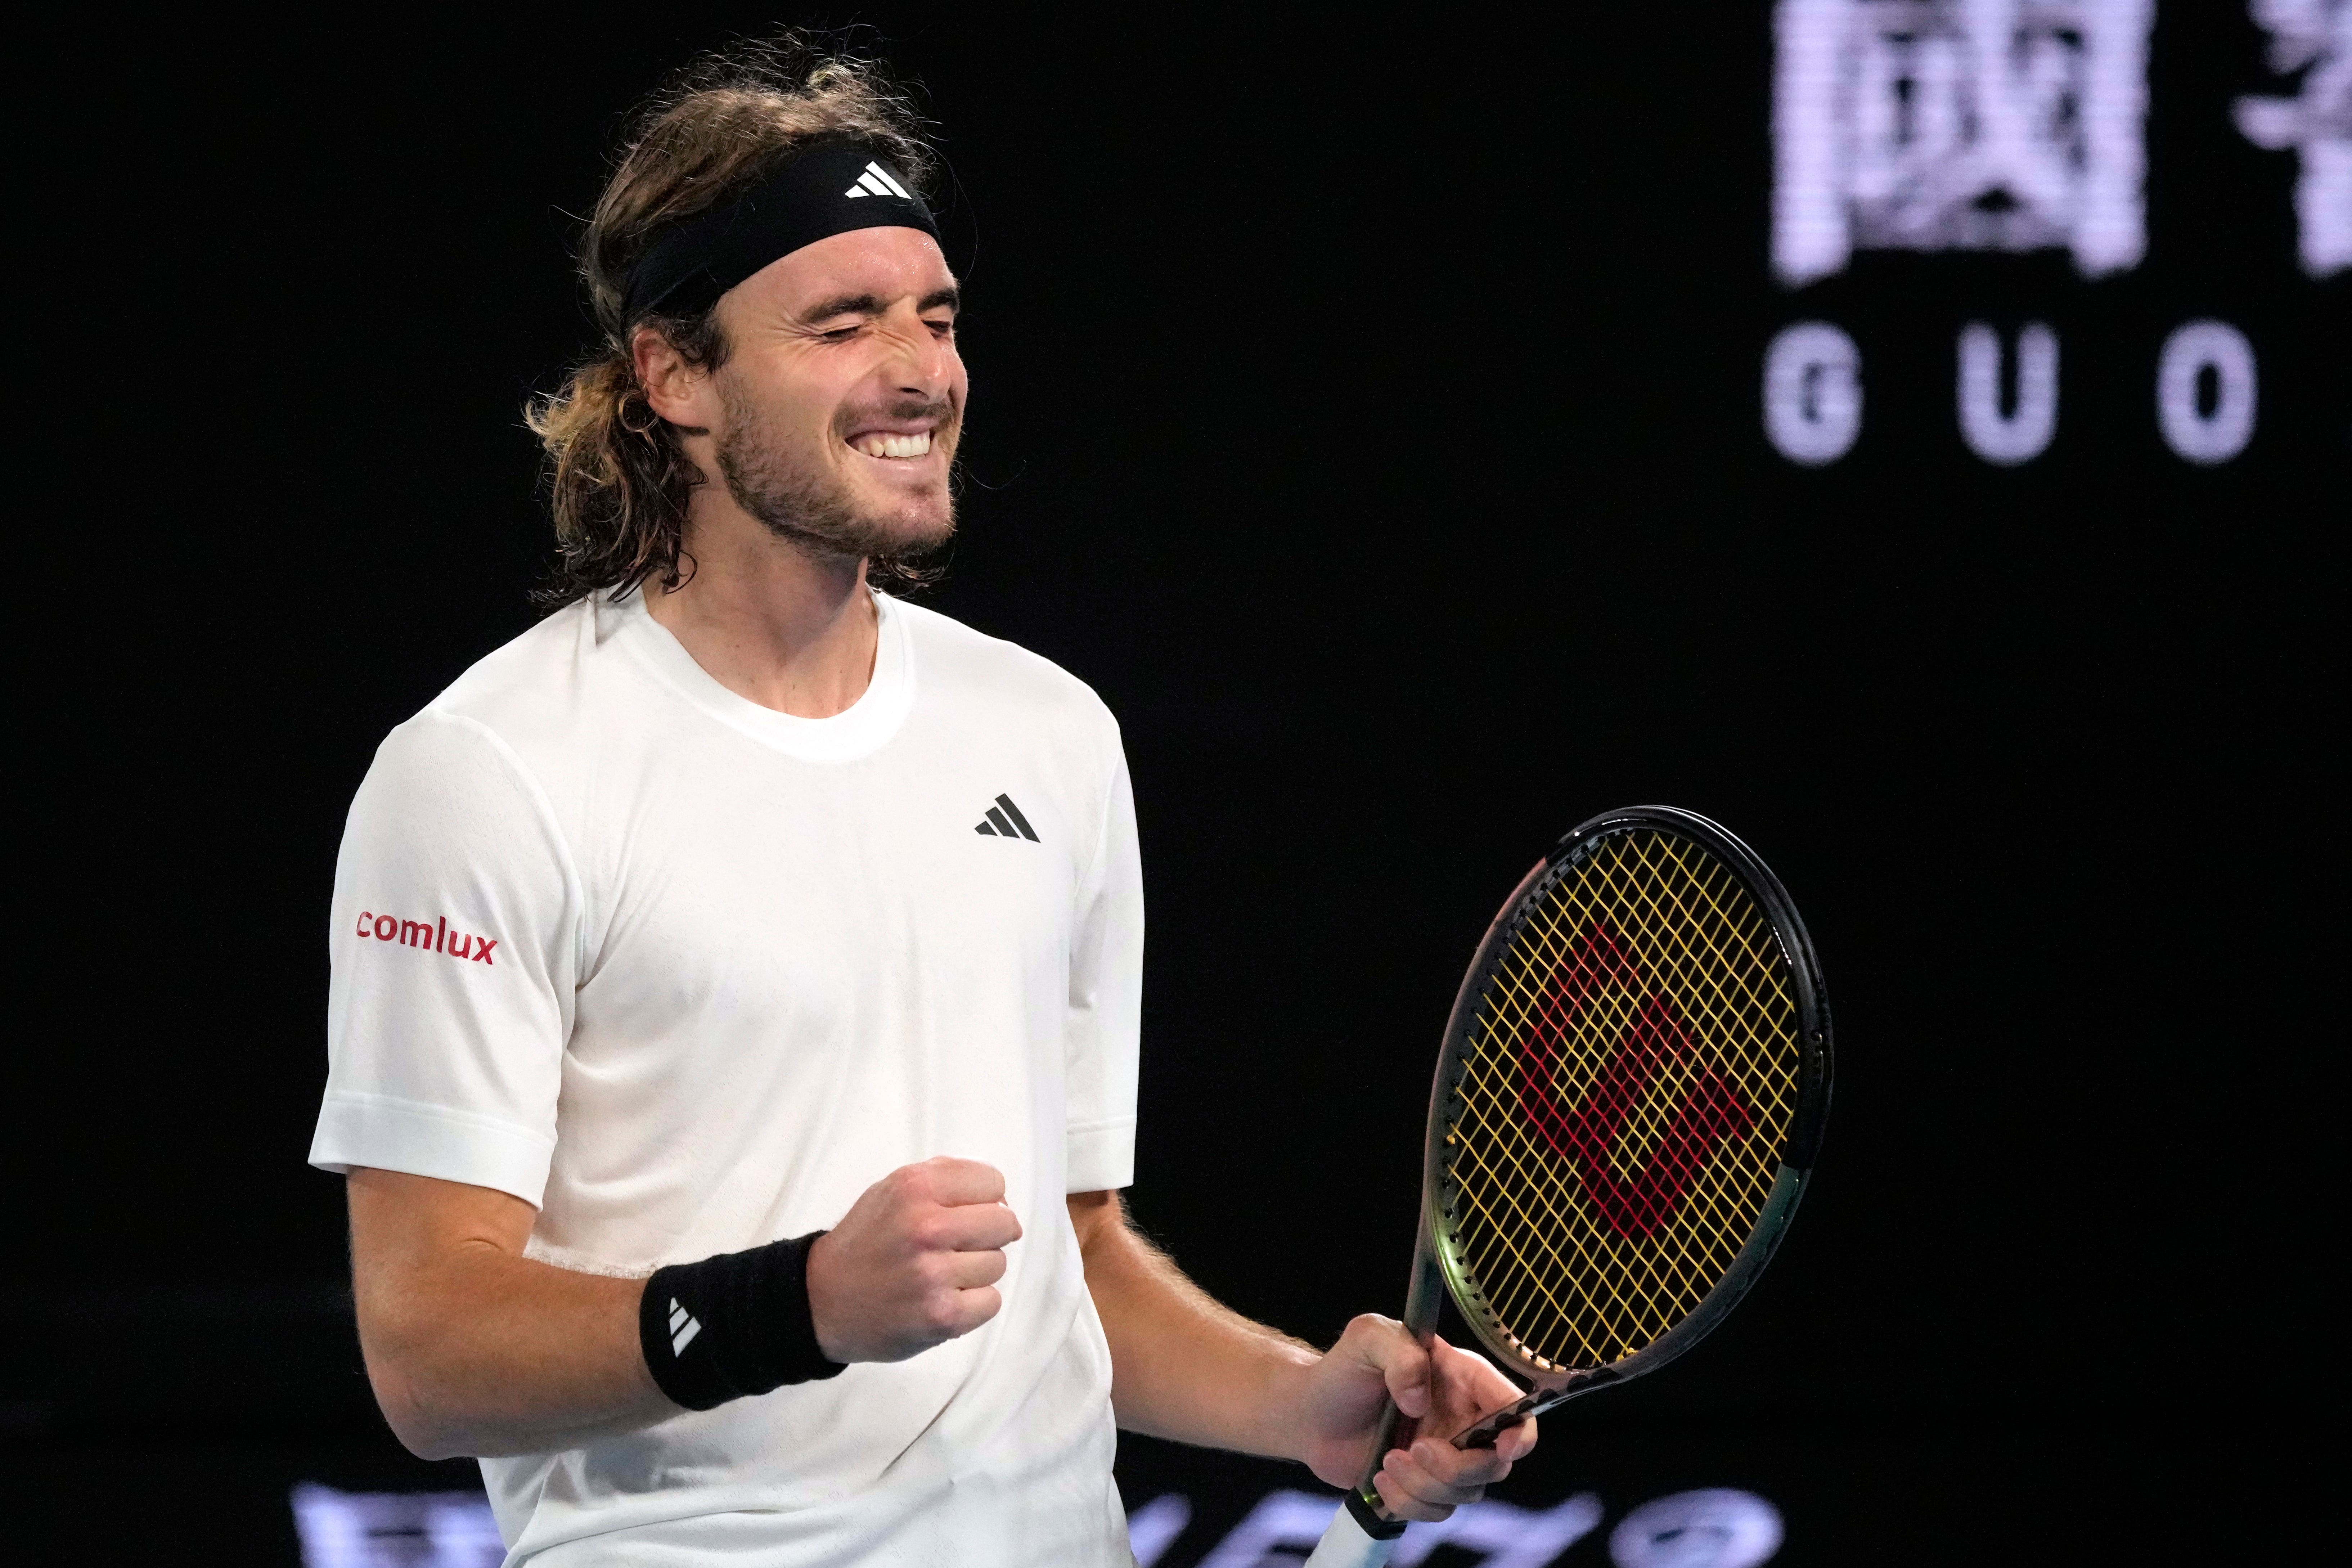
[309,46,1532,1564]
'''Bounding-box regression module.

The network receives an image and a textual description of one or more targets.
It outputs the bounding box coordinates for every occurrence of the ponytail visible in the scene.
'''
[527,325,718,607]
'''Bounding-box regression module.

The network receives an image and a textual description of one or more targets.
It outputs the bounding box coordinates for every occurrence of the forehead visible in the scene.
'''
[729,226,954,316]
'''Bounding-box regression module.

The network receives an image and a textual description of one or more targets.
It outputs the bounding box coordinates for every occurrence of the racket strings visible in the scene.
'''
[1441,832,1801,1372]
[1477,840,1789,1351]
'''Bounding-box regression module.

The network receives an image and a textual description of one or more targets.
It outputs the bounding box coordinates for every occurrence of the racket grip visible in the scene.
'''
[1326,1394,1420,1564]
[1301,1494,1403,1568]
[1371,1398,1421,1470]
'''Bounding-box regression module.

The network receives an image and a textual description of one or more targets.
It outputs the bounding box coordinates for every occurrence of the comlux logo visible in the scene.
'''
[356,910,498,965]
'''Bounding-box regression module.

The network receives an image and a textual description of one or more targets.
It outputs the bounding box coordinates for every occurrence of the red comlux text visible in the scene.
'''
[357,910,499,966]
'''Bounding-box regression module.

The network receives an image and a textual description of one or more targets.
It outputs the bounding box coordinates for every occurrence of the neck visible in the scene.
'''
[642,490,879,719]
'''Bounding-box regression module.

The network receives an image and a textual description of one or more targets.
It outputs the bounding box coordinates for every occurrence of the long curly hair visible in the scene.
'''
[527,36,940,607]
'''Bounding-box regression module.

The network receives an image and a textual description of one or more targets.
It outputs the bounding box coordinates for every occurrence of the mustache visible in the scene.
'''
[833,396,958,438]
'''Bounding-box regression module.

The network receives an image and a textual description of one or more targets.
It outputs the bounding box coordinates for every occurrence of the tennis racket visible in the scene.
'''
[1304,805,1832,1567]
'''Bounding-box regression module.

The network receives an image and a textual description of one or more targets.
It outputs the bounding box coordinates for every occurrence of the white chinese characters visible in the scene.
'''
[1773,0,2154,284]
[2235,0,2352,275]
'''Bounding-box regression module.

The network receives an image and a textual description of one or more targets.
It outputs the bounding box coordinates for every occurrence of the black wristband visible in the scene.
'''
[638,1231,846,1411]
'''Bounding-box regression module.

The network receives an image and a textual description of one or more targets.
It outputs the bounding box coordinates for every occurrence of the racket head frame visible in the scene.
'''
[1412,805,1833,1433]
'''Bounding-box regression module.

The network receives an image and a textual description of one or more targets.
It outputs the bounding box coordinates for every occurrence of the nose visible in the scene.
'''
[880,300,956,400]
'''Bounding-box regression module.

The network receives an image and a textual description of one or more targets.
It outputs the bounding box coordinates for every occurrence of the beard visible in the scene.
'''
[712,376,958,565]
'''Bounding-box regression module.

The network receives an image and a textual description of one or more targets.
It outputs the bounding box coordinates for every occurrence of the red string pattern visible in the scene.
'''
[1516,920,1757,1241]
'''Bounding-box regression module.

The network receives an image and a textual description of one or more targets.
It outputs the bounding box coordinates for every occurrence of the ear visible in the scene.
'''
[631,324,718,435]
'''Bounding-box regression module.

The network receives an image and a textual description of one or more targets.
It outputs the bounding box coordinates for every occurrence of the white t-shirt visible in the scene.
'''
[309,588,1142,1567]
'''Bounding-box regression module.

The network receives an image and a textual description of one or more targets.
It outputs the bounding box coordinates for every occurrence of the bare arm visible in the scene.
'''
[1068,1190,1537,1523]
[347,1168,668,1460]
[350,1156,1020,1461]
[1067,1188,1318,1456]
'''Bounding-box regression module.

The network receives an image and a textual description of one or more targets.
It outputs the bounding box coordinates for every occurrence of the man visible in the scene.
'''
[311,45,1532,1564]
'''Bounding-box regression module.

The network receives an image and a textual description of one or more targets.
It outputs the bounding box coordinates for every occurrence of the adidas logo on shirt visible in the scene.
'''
[844,161,914,201]
[973,794,1039,842]
[666,1298,702,1358]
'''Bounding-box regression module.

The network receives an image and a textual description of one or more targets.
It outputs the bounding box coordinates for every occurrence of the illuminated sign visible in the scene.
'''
[1763,1,2331,468]
[1764,316,2264,466]
[2235,0,2352,276]
[290,1483,1787,1568]
[1611,1490,1787,1568]
[290,1485,503,1567]
[1772,0,2154,287]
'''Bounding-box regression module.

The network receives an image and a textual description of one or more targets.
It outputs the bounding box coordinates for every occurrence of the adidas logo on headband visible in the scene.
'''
[844,161,915,201]
[621,141,943,326]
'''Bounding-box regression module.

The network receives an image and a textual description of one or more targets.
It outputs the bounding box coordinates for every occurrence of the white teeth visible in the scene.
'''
[854,431,932,458]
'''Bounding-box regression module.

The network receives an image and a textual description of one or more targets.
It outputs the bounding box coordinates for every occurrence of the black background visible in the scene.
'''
[8,4,2342,1562]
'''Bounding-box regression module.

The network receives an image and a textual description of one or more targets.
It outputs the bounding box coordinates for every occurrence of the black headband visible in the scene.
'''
[619,138,941,329]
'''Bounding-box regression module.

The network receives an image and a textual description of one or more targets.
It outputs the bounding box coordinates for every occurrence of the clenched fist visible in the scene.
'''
[805,1157,1022,1363]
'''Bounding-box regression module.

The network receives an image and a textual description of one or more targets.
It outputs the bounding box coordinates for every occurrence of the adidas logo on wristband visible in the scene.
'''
[640,1234,842,1411]
[666,1298,703,1357]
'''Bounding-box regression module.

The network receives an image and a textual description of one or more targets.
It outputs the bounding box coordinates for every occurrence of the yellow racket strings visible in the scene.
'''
[1442,832,1801,1372]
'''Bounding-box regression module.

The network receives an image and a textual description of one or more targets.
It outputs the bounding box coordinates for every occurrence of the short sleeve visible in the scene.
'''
[1063,737,1142,1192]
[309,711,580,1206]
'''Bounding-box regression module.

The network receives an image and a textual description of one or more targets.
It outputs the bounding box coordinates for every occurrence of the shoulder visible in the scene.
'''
[422,599,601,731]
[359,600,605,804]
[894,597,1121,745]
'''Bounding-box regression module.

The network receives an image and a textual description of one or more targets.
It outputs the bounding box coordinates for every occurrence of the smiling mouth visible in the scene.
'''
[849,431,934,459]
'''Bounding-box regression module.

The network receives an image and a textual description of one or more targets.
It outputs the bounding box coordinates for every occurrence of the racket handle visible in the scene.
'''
[1302,1492,1404,1568]
[1369,1398,1421,1474]
[1324,1394,1419,1562]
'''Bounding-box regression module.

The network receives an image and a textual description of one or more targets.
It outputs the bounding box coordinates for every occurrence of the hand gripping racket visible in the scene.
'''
[1304,806,1832,1567]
